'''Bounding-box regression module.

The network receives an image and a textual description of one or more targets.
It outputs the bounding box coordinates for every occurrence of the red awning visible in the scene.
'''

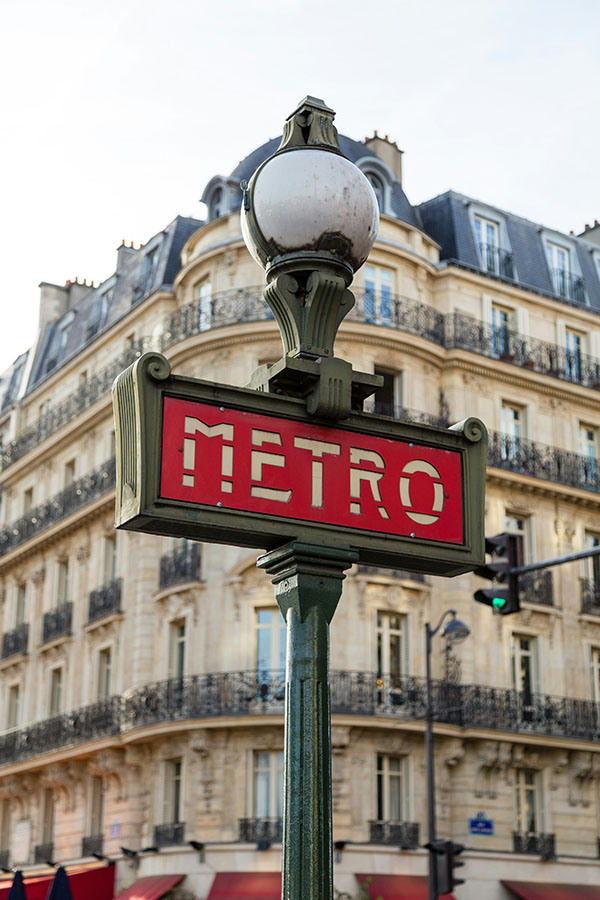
[0,865,115,900]
[502,881,600,900]
[112,874,185,900]
[357,873,455,900]
[207,872,281,900]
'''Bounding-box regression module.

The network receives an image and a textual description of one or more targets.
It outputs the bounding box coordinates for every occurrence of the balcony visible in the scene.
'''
[369,820,419,849]
[512,832,556,858]
[2,672,600,768]
[581,579,600,615]
[1,622,28,659]
[159,543,201,591]
[239,818,283,843]
[34,842,54,864]
[477,242,515,280]
[518,569,553,607]
[487,432,600,494]
[0,457,116,558]
[88,578,122,624]
[82,834,103,857]
[550,269,586,304]
[42,602,72,644]
[153,822,185,847]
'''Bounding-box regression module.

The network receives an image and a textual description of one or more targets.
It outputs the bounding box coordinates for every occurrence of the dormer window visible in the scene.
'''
[209,187,224,221]
[473,214,514,279]
[545,241,586,302]
[366,174,384,210]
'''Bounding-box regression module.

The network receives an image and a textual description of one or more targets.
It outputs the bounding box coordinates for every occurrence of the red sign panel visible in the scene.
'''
[160,397,464,544]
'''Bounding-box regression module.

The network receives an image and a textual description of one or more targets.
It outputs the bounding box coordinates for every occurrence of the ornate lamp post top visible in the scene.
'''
[241,96,381,420]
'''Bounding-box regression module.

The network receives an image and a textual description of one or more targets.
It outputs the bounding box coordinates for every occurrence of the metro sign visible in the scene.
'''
[113,354,487,575]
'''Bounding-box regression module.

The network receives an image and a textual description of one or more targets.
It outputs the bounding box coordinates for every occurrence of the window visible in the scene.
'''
[590,647,600,702]
[195,280,212,332]
[0,798,9,854]
[58,321,71,353]
[546,243,570,296]
[253,751,283,820]
[97,648,112,700]
[474,215,500,274]
[15,583,26,627]
[256,608,286,676]
[103,534,117,584]
[57,560,70,606]
[42,788,54,845]
[366,174,384,210]
[564,328,583,382]
[511,634,538,703]
[514,769,541,836]
[49,667,63,715]
[7,685,20,729]
[376,754,407,822]
[373,368,401,417]
[168,620,186,679]
[500,403,523,461]
[504,513,530,564]
[63,459,76,487]
[579,424,598,485]
[490,304,512,359]
[585,532,600,587]
[90,776,104,837]
[23,487,33,515]
[163,759,183,824]
[377,611,406,687]
[208,187,224,221]
[363,265,393,324]
[144,247,160,285]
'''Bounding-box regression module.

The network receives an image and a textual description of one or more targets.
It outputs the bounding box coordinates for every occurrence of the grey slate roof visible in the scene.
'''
[229,135,422,230]
[418,190,600,312]
[27,215,202,392]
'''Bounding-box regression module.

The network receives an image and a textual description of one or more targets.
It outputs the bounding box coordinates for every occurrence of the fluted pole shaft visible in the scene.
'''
[258,541,357,900]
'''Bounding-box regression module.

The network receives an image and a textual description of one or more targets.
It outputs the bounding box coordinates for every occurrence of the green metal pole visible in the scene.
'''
[258,541,358,900]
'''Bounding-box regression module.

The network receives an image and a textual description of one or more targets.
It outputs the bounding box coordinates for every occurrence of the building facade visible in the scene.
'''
[0,130,600,899]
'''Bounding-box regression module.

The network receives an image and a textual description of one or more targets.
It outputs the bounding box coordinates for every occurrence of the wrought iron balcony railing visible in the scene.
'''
[512,832,556,858]
[82,834,103,857]
[4,286,600,477]
[0,457,116,558]
[518,569,553,607]
[34,842,54,864]
[42,602,72,644]
[487,431,600,494]
[159,543,201,590]
[550,269,586,304]
[2,672,600,768]
[581,578,600,615]
[88,578,122,624]
[369,820,419,848]
[1,622,28,659]
[477,242,515,279]
[153,822,185,847]
[239,817,283,843]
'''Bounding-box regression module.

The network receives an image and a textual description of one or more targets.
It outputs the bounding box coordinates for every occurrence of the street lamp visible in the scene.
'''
[241,95,381,420]
[425,609,470,900]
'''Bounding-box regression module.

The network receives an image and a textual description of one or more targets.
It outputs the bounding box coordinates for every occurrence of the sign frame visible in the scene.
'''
[112,352,487,575]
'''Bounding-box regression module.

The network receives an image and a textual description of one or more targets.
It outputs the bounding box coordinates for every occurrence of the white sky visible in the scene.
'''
[0,0,598,375]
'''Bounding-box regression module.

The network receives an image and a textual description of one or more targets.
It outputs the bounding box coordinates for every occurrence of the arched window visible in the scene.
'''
[209,187,224,221]
[366,173,384,210]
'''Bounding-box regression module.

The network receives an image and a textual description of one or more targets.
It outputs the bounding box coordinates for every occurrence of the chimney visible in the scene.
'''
[37,281,88,331]
[364,132,403,184]
[577,221,600,246]
[116,239,136,273]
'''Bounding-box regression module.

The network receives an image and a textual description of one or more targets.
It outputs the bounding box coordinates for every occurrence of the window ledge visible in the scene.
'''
[83,611,124,633]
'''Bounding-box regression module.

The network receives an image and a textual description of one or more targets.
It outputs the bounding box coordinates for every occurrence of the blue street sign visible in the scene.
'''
[469,812,494,835]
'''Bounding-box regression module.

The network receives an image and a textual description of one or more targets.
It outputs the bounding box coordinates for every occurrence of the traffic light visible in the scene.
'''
[473,532,521,615]
[426,840,466,893]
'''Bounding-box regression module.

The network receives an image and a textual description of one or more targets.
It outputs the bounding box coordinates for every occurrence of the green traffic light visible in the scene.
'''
[492,596,507,609]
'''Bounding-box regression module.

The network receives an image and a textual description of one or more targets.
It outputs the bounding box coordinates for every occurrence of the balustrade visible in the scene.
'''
[88,578,122,624]
[1,622,28,659]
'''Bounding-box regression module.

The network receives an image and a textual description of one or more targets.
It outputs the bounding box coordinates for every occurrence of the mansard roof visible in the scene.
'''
[418,190,600,311]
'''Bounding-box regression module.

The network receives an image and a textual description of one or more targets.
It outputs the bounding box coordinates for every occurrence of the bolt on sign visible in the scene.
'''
[112,353,487,575]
